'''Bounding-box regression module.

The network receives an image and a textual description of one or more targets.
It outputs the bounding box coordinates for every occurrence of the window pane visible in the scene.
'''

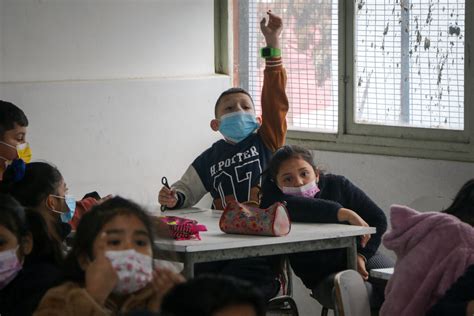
[355,0,464,130]
[235,0,339,132]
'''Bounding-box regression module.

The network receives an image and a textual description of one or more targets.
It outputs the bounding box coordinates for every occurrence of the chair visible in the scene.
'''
[333,270,371,316]
[310,252,393,315]
[267,257,299,315]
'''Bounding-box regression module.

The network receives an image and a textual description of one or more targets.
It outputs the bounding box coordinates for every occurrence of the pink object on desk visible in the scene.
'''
[219,200,291,237]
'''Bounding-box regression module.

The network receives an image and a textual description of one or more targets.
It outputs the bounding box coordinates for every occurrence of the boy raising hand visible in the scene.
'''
[159,11,288,211]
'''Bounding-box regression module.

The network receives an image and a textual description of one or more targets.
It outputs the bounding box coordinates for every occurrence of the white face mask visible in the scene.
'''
[105,249,153,295]
[0,247,22,290]
[280,180,320,198]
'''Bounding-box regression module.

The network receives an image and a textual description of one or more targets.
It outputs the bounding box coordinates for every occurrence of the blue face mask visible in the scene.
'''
[218,112,259,143]
[50,194,76,223]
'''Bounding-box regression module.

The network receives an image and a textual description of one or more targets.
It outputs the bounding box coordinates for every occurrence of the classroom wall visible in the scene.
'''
[0,0,226,207]
[1,1,473,314]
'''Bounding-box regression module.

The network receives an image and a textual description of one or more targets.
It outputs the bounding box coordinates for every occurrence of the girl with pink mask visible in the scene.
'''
[35,196,184,315]
[260,145,392,309]
[0,194,63,316]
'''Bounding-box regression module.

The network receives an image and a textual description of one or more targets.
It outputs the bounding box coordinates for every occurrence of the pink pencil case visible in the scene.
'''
[219,200,291,237]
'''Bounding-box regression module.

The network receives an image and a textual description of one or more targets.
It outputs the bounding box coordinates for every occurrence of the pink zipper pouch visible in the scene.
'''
[219,200,291,237]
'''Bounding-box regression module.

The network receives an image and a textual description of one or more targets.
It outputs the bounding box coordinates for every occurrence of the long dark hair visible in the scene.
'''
[268,145,317,181]
[442,179,474,226]
[63,196,157,282]
[0,193,28,242]
[0,162,63,208]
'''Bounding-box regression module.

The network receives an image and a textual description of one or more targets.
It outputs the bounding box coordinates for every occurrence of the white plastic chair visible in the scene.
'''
[334,270,371,316]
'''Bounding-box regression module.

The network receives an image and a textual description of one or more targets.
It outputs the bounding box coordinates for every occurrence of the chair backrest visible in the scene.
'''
[334,270,371,316]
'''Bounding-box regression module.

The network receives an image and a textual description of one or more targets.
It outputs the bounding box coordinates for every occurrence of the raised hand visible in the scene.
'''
[260,10,283,48]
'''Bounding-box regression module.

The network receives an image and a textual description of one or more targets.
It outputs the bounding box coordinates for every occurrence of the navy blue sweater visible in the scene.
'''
[260,173,387,260]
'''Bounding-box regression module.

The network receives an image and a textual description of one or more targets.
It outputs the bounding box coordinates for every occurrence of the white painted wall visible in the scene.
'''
[1,1,473,314]
[1,0,215,82]
[0,0,227,207]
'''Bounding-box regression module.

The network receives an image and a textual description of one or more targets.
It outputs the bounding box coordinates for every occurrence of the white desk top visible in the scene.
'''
[152,209,375,253]
[370,268,394,281]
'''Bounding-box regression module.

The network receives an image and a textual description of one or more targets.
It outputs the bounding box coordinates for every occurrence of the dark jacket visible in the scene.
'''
[260,173,387,288]
[427,264,474,316]
[0,261,63,316]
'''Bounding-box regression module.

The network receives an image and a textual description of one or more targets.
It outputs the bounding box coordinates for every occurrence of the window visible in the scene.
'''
[232,0,474,161]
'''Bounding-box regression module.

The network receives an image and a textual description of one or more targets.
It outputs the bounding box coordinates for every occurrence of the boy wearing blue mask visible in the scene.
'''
[0,101,31,180]
[158,11,287,301]
[159,11,288,211]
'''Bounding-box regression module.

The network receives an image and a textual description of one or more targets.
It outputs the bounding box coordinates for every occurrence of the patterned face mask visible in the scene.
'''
[0,247,22,290]
[105,249,153,295]
[280,180,320,198]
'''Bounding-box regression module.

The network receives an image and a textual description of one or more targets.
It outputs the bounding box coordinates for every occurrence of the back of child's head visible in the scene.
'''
[442,179,474,226]
[0,161,63,208]
[268,145,316,180]
[161,274,266,316]
[63,196,156,282]
[23,208,64,266]
[0,100,29,139]
[0,193,28,242]
[214,87,255,117]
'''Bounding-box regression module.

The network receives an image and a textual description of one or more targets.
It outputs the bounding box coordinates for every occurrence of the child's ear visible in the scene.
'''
[78,253,91,271]
[256,116,262,125]
[45,195,55,211]
[210,119,220,132]
[21,233,33,256]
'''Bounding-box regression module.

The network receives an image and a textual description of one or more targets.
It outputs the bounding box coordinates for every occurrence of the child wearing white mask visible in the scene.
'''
[260,145,392,309]
[35,196,184,315]
[0,194,63,316]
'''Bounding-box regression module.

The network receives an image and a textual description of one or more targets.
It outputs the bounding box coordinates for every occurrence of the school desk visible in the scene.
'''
[152,208,376,278]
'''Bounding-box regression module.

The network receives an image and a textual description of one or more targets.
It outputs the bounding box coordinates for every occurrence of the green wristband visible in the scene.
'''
[260,47,281,59]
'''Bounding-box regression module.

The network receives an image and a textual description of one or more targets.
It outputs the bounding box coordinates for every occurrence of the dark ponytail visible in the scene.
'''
[1,162,63,208]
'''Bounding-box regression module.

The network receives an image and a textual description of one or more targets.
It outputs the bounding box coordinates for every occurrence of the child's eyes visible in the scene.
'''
[301,171,309,177]
[283,177,292,183]
[135,239,149,247]
[107,239,121,246]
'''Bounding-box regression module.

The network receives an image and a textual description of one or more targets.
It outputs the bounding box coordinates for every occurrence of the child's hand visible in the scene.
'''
[357,254,369,280]
[158,186,178,209]
[260,10,283,49]
[85,233,118,305]
[337,208,371,247]
[148,268,185,311]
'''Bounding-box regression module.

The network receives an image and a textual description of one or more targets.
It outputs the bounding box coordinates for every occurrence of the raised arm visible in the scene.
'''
[258,11,289,151]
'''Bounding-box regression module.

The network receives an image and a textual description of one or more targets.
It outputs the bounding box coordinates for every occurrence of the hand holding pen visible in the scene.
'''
[158,176,178,211]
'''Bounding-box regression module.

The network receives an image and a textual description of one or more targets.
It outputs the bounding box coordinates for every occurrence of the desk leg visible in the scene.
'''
[183,256,195,279]
[346,237,357,270]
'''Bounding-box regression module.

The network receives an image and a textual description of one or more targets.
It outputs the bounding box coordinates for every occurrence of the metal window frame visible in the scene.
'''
[224,0,474,162]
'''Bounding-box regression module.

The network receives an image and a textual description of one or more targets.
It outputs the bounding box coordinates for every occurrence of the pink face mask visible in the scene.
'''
[0,247,22,290]
[105,249,153,295]
[280,180,320,198]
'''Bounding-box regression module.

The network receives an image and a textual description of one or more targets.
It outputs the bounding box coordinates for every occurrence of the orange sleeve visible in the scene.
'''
[69,197,98,230]
[258,57,288,152]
